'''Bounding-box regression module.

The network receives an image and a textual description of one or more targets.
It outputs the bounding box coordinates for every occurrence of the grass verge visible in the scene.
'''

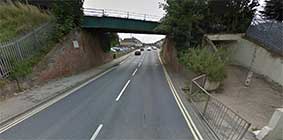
[0,2,51,42]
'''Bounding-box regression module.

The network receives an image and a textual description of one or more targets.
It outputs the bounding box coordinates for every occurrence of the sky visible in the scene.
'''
[83,0,166,43]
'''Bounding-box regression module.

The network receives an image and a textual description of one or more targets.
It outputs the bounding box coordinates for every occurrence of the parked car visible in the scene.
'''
[111,48,117,52]
[147,47,151,51]
[152,46,157,50]
[140,48,144,51]
[135,51,141,55]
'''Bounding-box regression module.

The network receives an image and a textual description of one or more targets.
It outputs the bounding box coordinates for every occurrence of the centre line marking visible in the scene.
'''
[90,124,103,140]
[132,68,138,76]
[116,80,131,101]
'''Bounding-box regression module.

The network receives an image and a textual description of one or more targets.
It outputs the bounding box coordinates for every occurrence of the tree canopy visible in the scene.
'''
[158,0,258,49]
[260,0,283,22]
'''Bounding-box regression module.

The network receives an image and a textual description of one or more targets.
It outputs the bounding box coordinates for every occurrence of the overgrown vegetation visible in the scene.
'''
[178,48,230,82]
[159,0,258,82]
[0,2,51,42]
[100,32,120,52]
[9,40,55,91]
[51,0,83,39]
[0,1,84,91]
[158,0,258,50]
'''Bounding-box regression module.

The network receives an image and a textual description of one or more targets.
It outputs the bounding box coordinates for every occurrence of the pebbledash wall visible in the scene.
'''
[206,34,283,87]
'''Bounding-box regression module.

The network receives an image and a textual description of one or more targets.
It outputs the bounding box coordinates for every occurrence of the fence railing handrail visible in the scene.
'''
[0,22,54,79]
[192,75,251,123]
[83,8,162,22]
[190,74,251,140]
[0,22,51,47]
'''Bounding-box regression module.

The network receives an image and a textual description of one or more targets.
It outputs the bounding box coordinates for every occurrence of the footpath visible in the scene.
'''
[0,52,132,126]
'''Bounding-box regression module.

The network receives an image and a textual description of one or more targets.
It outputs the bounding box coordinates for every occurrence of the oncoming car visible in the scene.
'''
[135,50,141,55]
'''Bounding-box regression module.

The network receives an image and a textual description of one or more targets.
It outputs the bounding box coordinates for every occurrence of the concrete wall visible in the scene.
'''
[206,34,283,86]
[230,37,283,86]
[256,108,283,140]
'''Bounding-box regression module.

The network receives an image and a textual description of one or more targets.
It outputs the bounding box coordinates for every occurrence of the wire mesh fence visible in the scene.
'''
[246,15,283,56]
[0,22,54,78]
[189,75,251,140]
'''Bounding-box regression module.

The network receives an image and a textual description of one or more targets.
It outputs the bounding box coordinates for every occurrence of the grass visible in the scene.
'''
[0,2,52,42]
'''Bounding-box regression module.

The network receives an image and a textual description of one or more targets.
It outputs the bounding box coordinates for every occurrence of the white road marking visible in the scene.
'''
[132,68,138,76]
[158,53,204,140]
[90,124,103,140]
[119,60,126,65]
[115,80,131,101]
[138,62,142,67]
[0,67,116,134]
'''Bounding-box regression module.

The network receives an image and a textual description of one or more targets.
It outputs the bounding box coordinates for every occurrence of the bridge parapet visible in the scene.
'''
[84,8,162,22]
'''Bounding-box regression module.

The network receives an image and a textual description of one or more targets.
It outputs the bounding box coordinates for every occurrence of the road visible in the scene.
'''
[0,50,193,140]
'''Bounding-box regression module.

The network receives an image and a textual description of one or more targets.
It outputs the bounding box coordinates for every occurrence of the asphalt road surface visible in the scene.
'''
[0,50,193,140]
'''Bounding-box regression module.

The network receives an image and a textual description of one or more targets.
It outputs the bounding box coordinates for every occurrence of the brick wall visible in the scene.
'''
[34,30,113,82]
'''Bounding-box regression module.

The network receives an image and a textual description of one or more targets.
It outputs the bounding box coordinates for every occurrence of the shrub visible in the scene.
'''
[51,0,83,39]
[180,47,229,82]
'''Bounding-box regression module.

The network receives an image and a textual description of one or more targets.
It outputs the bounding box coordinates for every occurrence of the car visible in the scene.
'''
[152,46,157,50]
[147,47,151,51]
[140,48,144,51]
[134,51,141,55]
[110,48,117,52]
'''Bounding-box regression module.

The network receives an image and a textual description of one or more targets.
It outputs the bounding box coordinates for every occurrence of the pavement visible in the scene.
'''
[0,52,131,126]
[0,50,194,140]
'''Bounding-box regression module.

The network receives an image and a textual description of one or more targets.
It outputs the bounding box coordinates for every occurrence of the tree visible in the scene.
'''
[109,33,120,47]
[158,0,207,49]
[260,0,283,22]
[51,0,83,38]
[205,0,259,33]
[158,0,258,50]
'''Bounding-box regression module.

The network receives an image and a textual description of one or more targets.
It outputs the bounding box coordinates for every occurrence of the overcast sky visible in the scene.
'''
[83,0,166,43]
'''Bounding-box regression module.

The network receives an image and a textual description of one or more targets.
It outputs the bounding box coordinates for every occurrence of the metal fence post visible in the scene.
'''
[16,41,23,60]
[33,29,40,49]
[203,94,210,114]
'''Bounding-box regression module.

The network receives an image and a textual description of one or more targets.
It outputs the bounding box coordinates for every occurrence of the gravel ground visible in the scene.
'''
[165,63,282,140]
[213,65,283,129]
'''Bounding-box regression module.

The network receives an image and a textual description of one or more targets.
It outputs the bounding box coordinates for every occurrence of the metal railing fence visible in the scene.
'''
[0,23,54,78]
[189,75,251,140]
[83,8,162,22]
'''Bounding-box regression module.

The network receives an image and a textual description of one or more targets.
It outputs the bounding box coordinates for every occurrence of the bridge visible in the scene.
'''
[82,8,164,34]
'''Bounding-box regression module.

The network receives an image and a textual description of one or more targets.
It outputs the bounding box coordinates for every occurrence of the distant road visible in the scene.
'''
[0,50,193,140]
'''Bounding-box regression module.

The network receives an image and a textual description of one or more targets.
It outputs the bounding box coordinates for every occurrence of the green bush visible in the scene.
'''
[51,0,83,39]
[180,47,229,82]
